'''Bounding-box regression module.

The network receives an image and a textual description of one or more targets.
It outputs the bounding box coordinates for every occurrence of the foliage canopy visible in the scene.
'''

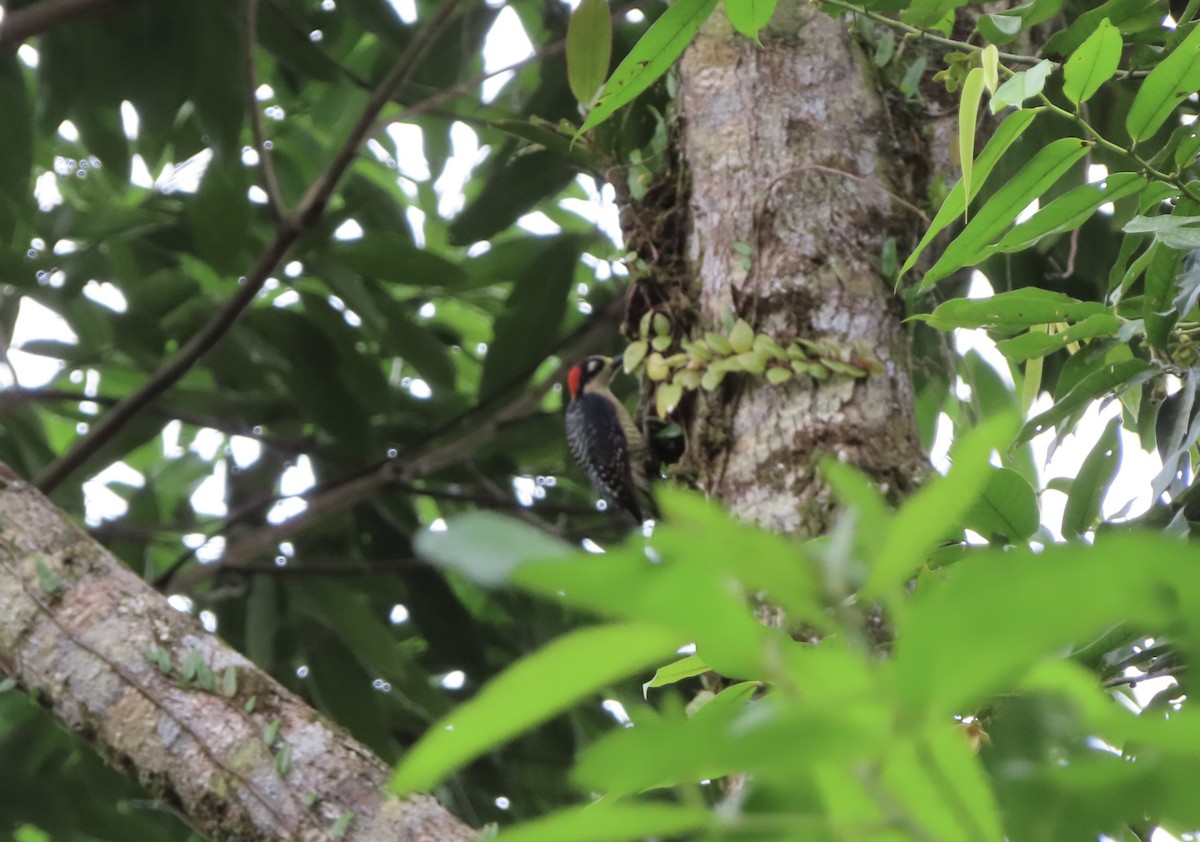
[3,0,1200,841]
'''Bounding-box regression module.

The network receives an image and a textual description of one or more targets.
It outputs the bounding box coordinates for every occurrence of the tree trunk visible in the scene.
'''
[675,5,929,533]
[0,464,473,842]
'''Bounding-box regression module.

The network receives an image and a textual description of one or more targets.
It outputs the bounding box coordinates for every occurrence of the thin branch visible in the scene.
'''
[35,236,296,492]
[209,558,423,578]
[293,2,462,229]
[818,0,1044,66]
[165,297,624,590]
[0,0,131,48]
[242,0,286,219]
[1103,669,1184,689]
[34,0,467,494]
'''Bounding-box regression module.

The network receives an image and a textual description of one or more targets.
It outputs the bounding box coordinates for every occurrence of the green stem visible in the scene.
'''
[1038,95,1200,205]
[1179,0,1200,27]
[818,0,1045,66]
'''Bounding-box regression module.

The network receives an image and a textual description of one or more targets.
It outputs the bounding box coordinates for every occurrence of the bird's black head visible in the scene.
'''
[567,355,620,401]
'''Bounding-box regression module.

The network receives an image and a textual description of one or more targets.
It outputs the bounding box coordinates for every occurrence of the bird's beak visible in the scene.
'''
[610,353,623,372]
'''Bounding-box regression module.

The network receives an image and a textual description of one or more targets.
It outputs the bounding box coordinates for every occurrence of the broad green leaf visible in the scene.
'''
[415,511,574,587]
[1017,358,1154,444]
[1136,205,1191,241]
[916,289,1107,331]
[920,137,1091,288]
[995,312,1122,362]
[895,535,1200,720]
[977,12,1023,44]
[1062,415,1121,536]
[1176,128,1200,169]
[448,150,577,244]
[1143,242,1183,350]
[186,159,250,274]
[989,59,1053,112]
[513,539,780,678]
[1062,18,1122,105]
[993,172,1145,255]
[579,0,720,134]
[1043,0,1164,57]
[961,466,1039,542]
[1124,214,1200,249]
[1127,22,1200,142]
[958,67,985,214]
[478,235,580,401]
[391,622,683,793]
[903,0,969,27]
[566,0,612,106]
[493,803,713,842]
[867,412,1019,598]
[900,108,1041,277]
[644,653,710,694]
[881,730,1004,842]
[724,0,778,42]
[0,57,32,239]
[329,235,469,289]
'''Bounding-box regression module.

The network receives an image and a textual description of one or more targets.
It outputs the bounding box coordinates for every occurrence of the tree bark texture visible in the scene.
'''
[0,463,475,842]
[676,4,929,533]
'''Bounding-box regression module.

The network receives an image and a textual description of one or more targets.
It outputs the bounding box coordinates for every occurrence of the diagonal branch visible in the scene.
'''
[166,297,625,590]
[0,0,132,48]
[242,0,286,219]
[0,465,475,841]
[34,0,466,494]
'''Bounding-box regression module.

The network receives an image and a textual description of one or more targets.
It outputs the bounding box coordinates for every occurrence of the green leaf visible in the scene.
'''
[958,67,985,214]
[901,108,1040,278]
[1124,214,1200,249]
[1042,0,1163,57]
[977,13,1023,44]
[920,137,1091,288]
[494,803,712,842]
[1126,22,1200,142]
[391,622,683,793]
[186,160,250,274]
[0,57,32,240]
[989,59,1053,112]
[578,0,720,135]
[992,172,1145,255]
[995,312,1122,362]
[981,45,1000,94]
[566,0,613,106]
[1062,18,1122,105]
[1143,242,1183,350]
[724,0,778,43]
[643,653,711,694]
[1062,416,1122,536]
[478,235,580,401]
[916,289,1107,331]
[894,535,1200,720]
[867,412,1020,598]
[448,150,578,245]
[415,511,574,587]
[961,466,1039,542]
[902,0,968,27]
[329,235,469,289]
[1017,358,1154,444]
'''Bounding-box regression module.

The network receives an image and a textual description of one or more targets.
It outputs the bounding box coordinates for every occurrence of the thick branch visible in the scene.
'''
[0,463,475,841]
[0,0,132,48]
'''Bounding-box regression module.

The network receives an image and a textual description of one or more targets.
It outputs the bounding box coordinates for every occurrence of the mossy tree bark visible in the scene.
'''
[673,6,933,534]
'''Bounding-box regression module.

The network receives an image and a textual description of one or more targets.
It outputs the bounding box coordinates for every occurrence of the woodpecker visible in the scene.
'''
[565,355,657,524]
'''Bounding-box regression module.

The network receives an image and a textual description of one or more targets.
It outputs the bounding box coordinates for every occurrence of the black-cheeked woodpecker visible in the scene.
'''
[565,355,657,524]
